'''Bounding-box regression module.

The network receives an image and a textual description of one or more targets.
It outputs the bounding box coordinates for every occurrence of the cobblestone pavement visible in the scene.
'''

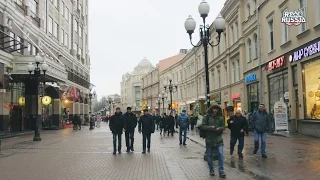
[0,124,253,180]
[187,129,320,180]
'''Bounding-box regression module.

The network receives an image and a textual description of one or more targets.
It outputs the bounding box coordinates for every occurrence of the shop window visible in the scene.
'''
[268,71,288,114]
[304,61,320,119]
[247,83,259,113]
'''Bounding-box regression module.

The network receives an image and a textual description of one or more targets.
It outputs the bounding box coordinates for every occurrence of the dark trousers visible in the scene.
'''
[230,136,244,155]
[125,131,134,150]
[142,133,151,151]
[167,126,174,136]
[113,133,122,153]
[156,122,159,130]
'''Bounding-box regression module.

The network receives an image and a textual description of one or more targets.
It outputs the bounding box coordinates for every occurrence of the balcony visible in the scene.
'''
[67,69,90,89]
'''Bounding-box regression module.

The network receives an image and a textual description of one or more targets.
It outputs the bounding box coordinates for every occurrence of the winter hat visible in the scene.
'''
[182,109,186,113]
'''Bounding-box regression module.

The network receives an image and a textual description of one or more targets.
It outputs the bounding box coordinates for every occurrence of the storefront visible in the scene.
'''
[263,55,288,112]
[245,73,259,114]
[231,93,241,113]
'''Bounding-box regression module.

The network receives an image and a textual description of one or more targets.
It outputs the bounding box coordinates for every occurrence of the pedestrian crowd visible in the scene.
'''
[100,103,271,179]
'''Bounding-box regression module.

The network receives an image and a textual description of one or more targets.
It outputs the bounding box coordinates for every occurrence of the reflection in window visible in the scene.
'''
[247,83,259,114]
[304,61,320,119]
[268,71,288,113]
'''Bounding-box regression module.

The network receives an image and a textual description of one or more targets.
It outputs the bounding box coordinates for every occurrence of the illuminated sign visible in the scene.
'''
[18,96,25,106]
[268,56,285,71]
[289,41,320,62]
[232,94,240,99]
[245,74,256,83]
[42,96,52,105]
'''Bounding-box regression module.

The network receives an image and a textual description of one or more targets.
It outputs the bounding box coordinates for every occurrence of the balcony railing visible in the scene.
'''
[67,70,90,89]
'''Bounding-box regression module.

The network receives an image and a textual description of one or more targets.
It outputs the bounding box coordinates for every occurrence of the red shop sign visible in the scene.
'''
[232,94,240,99]
[268,56,285,71]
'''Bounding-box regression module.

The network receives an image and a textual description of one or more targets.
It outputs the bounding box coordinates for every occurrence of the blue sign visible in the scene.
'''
[245,74,256,83]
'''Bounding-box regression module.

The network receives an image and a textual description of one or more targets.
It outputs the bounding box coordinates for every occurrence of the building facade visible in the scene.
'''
[141,66,159,113]
[0,0,90,132]
[120,58,154,113]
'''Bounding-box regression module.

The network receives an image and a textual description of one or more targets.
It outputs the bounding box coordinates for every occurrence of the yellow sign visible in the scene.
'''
[18,97,25,106]
[42,96,52,105]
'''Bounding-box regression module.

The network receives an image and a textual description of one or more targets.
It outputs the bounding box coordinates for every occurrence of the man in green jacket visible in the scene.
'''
[201,104,226,178]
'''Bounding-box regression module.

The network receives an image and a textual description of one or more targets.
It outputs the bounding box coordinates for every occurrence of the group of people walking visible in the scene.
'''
[109,107,155,154]
[199,103,270,178]
[106,103,270,179]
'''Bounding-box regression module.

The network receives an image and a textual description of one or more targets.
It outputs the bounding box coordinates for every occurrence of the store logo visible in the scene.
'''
[289,41,320,62]
[268,56,285,72]
[245,74,256,83]
[281,9,306,26]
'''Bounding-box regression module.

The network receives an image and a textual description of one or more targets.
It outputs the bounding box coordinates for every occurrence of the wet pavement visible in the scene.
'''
[0,124,252,180]
[187,129,320,180]
[0,125,319,180]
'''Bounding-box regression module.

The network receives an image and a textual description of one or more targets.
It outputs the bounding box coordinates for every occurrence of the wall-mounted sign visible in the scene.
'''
[210,92,221,102]
[268,56,285,71]
[42,96,52,105]
[245,74,257,83]
[289,40,320,63]
[18,96,25,106]
[232,94,240,99]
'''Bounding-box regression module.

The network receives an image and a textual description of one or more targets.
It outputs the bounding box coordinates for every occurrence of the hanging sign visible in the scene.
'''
[273,98,288,131]
[18,96,25,106]
[42,96,52,105]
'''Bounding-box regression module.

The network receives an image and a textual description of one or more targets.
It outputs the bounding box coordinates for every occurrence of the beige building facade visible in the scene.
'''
[141,67,159,112]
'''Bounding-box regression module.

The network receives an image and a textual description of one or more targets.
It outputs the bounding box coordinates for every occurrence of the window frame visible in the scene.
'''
[268,19,274,51]
[298,0,308,33]
[48,16,53,34]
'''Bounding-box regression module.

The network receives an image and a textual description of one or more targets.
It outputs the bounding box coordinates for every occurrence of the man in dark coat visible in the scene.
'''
[123,107,138,152]
[109,107,124,155]
[201,104,226,178]
[138,109,155,153]
[251,104,270,158]
[227,109,248,158]
[160,113,166,136]
[167,112,175,137]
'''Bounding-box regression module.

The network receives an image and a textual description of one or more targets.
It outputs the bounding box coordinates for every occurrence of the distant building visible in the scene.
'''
[120,57,154,112]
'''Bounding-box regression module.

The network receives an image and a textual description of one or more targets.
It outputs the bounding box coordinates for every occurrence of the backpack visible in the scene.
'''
[199,115,209,139]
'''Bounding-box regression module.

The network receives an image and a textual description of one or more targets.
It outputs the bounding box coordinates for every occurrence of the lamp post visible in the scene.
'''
[26,54,48,141]
[184,0,226,109]
[163,75,177,112]
[184,0,225,162]
[89,91,96,130]
[158,92,167,114]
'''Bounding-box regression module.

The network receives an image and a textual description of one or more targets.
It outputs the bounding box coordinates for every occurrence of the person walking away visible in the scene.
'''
[201,104,226,178]
[190,114,196,130]
[175,114,178,128]
[160,113,166,136]
[167,112,175,137]
[123,107,137,152]
[251,104,270,158]
[163,113,170,136]
[109,107,124,155]
[177,109,189,145]
[227,110,248,158]
[155,114,160,130]
[138,109,155,153]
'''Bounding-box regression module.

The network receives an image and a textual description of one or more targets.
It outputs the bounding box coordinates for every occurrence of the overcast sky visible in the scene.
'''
[88,0,226,99]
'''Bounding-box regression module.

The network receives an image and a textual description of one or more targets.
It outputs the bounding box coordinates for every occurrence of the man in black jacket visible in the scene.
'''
[167,112,175,136]
[123,107,138,152]
[109,107,124,155]
[139,109,155,153]
[227,110,248,158]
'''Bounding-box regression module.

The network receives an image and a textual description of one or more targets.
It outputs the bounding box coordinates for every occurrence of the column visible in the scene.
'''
[68,102,75,121]
[53,99,61,128]
[74,102,80,115]
[80,103,84,115]
[0,90,10,132]
[297,63,304,120]
[288,66,296,132]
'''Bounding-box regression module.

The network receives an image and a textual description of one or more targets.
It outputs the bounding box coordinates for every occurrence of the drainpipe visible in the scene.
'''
[257,0,263,104]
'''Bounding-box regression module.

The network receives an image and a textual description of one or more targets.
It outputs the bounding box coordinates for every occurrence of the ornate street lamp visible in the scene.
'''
[184,0,226,109]
[158,92,167,114]
[163,75,177,111]
[26,54,48,141]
